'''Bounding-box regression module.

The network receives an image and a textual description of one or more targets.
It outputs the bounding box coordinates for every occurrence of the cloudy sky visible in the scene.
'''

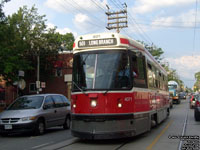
[3,0,200,88]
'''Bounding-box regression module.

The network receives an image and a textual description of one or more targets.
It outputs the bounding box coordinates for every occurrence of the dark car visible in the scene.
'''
[194,96,200,121]
[179,92,186,99]
[190,94,198,109]
[0,94,71,136]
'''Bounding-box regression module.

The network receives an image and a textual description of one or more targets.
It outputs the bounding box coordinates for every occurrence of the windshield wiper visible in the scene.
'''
[73,81,88,96]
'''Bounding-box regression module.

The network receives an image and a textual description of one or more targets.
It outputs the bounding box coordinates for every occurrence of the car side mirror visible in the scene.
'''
[43,105,48,110]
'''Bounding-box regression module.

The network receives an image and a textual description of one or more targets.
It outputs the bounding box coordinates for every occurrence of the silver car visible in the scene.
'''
[0,94,71,136]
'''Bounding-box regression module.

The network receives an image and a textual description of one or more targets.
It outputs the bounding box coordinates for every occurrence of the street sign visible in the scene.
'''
[41,82,46,88]
[36,81,40,88]
[18,70,24,77]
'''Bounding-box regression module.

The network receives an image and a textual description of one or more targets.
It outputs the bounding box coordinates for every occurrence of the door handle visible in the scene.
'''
[54,110,57,113]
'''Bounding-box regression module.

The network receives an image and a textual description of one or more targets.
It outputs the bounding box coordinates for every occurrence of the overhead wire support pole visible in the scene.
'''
[105,3,128,33]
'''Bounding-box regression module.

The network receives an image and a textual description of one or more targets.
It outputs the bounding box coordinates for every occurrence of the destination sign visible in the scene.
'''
[78,38,117,48]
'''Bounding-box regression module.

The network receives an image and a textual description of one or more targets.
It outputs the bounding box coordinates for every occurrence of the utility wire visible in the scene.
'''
[91,0,107,12]
[136,22,200,29]
[111,0,153,44]
[192,0,198,55]
[56,0,103,29]
[69,0,105,26]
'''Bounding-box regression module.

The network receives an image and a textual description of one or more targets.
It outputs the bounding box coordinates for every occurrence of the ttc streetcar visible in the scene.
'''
[71,32,170,139]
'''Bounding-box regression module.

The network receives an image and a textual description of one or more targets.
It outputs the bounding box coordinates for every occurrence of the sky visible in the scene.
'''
[3,0,200,88]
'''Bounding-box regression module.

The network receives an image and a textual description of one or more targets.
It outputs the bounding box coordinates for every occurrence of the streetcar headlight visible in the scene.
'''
[73,104,76,108]
[118,103,122,108]
[91,100,97,107]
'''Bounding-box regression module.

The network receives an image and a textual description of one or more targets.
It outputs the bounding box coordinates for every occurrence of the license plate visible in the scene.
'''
[4,124,12,130]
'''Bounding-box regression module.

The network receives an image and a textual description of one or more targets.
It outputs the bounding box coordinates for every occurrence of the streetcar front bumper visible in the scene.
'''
[71,113,150,140]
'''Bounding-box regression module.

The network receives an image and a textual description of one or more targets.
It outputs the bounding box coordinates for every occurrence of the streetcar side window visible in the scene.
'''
[130,52,147,88]
[147,63,154,88]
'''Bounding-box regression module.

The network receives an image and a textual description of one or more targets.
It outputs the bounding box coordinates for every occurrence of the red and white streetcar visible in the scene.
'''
[71,32,170,139]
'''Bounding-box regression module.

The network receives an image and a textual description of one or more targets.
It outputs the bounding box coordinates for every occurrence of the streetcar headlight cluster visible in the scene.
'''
[118,103,122,108]
[91,100,97,107]
[73,104,76,108]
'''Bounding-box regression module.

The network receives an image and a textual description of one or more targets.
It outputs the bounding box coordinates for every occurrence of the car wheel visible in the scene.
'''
[35,119,45,135]
[63,116,71,129]
[194,109,200,121]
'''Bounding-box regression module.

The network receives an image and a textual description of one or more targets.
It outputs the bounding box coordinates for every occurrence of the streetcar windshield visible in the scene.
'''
[72,50,132,91]
[168,85,177,89]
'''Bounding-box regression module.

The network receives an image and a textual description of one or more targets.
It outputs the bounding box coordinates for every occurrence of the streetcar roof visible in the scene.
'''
[73,32,167,75]
[73,32,144,51]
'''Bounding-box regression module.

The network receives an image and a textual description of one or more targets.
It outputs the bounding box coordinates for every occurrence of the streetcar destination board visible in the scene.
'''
[78,38,117,48]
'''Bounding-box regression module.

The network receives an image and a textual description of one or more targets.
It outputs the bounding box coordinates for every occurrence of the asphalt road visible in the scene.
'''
[1,98,199,150]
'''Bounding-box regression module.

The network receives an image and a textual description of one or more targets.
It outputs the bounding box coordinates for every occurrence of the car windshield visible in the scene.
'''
[7,96,44,110]
[72,50,132,91]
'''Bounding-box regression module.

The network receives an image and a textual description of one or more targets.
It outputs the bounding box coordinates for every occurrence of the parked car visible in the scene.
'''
[194,96,200,121]
[190,94,198,109]
[0,94,71,136]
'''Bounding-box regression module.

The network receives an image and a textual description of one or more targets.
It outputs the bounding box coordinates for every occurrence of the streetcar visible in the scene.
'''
[71,32,170,139]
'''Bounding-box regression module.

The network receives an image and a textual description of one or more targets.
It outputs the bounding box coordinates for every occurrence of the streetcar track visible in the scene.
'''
[114,138,132,150]
[54,140,78,150]
[178,103,189,150]
[38,138,79,150]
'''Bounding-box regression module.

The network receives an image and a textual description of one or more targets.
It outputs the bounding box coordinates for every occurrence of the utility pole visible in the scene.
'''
[36,47,40,94]
[106,3,128,33]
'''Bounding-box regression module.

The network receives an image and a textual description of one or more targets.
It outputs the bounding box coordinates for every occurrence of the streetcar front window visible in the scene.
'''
[72,51,132,91]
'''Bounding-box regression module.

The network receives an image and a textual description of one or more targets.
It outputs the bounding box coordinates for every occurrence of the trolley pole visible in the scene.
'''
[106,3,128,33]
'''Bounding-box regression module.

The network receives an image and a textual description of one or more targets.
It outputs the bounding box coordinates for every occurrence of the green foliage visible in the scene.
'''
[162,63,184,91]
[0,5,75,84]
[58,33,75,50]
[138,41,184,88]
[194,72,200,91]
[137,41,164,63]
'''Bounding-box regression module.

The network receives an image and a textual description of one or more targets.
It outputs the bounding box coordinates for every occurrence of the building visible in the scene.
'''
[0,51,73,111]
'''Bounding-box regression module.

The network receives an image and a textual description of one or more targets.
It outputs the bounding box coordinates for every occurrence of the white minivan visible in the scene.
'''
[0,94,71,136]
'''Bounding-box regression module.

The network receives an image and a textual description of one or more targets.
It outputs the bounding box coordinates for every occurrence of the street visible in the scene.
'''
[0,98,199,150]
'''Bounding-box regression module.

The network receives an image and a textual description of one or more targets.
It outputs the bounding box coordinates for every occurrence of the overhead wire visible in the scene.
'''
[66,0,105,28]
[54,0,107,35]
[91,0,107,12]
[111,0,153,45]
[192,0,198,56]
[69,0,105,26]
[56,0,102,29]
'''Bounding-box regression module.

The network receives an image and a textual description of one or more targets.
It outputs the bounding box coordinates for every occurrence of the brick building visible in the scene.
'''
[0,51,73,111]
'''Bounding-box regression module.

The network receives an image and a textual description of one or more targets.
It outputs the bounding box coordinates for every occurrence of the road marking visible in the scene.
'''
[178,108,189,150]
[146,120,173,150]
[31,142,52,149]
[37,138,79,150]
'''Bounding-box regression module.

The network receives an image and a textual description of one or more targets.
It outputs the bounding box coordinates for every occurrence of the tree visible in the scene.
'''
[0,5,70,84]
[194,72,200,91]
[162,63,184,91]
[58,33,75,51]
[137,41,164,63]
[0,0,25,84]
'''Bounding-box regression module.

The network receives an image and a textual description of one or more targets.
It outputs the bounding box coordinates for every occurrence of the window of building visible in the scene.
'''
[29,83,36,93]
[55,68,62,77]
